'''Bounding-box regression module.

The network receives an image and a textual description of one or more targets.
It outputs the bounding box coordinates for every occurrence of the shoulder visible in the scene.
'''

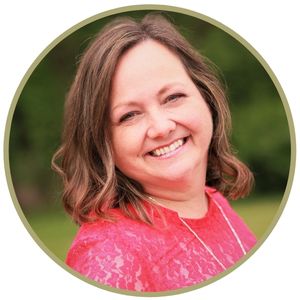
[66,209,145,261]
[205,186,232,210]
[205,186,257,248]
[206,186,243,228]
[206,185,246,220]
[65,208,155,290]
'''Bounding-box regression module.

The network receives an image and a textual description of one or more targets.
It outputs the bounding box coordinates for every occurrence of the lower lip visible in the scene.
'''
[148,138,189,160]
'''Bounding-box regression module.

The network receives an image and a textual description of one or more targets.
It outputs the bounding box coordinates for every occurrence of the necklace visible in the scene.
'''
[147,195,247,271]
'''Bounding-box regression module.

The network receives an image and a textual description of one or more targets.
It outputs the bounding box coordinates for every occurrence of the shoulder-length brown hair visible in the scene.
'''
[52,13,253,225]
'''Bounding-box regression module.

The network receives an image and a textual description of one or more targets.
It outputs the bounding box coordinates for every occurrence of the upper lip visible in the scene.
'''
[146,136,187,154]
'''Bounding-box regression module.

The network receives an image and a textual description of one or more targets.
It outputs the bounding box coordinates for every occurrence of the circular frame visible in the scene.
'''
[4,4,295,297]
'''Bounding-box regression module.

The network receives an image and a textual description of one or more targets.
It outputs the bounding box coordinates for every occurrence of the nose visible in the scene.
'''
[146,110,176,139]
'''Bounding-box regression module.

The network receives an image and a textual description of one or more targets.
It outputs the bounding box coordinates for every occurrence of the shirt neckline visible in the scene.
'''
[148,186,218,228]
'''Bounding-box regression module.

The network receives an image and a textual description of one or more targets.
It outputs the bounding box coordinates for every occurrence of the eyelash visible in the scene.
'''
[118,93,186,123]
[119,111,140,123]
[164,93,185,103]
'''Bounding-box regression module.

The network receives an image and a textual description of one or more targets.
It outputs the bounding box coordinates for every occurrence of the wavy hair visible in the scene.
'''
[52,13,254,224]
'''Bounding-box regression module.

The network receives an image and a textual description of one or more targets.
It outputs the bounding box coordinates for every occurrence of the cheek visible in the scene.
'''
[181,101,213,139]
[112,127,143,166]
[190,118,213,148]
[199,115,213,138]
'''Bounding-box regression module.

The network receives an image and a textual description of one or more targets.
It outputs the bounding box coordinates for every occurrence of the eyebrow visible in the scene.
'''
[111,82,185,112]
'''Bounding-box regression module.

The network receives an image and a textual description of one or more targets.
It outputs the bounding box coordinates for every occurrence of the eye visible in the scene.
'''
[119,111,140,123]
[165,93,185,103]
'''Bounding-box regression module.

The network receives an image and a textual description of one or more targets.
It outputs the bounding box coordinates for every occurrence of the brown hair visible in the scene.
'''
[52,13,254,225]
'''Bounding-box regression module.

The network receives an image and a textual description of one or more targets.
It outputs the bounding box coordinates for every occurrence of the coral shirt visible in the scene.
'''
[66,187,257,292]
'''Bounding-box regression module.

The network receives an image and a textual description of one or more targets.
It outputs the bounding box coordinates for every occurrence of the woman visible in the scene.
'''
[52,13,256,292]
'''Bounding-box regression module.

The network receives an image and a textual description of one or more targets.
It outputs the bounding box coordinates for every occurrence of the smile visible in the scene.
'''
[149,137,189,157]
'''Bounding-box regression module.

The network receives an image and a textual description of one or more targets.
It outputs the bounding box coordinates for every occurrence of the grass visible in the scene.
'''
[231,195,283,239]
[26,208,78,262]
[26,194,284,262]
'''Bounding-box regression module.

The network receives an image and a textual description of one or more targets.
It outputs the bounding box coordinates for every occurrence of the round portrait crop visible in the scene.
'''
[6,6,294,296]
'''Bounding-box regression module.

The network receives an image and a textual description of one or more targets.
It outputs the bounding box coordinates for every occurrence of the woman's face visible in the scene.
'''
[110,40,213,191]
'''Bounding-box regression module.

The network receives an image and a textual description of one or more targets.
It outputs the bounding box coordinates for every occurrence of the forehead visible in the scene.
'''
[110,40,190,103]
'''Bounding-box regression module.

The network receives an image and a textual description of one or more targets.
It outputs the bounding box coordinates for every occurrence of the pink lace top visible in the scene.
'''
[66,187,256,292]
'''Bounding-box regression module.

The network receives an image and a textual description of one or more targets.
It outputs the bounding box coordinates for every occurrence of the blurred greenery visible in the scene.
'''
[8,10,291,261]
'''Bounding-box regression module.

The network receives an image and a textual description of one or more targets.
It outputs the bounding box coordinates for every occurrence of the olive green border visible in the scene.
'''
[3,4,296,298]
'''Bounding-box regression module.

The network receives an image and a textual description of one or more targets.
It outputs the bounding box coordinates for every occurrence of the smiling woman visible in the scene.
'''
[52,13,256,293]
[110,40,214,212]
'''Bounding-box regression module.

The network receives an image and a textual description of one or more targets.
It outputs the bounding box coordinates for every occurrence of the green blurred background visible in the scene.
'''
[8,10,291,262]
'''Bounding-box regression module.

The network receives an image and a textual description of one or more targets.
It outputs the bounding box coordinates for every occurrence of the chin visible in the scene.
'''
[154,167,196,186]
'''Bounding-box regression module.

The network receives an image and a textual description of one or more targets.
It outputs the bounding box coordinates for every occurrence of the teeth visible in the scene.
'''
[170,144,176,151]
[151,138,185,157]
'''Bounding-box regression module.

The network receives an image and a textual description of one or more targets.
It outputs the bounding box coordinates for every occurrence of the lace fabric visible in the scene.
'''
[66,187,257,292]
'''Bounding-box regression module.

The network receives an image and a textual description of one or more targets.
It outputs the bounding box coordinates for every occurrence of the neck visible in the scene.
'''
[144,156,209,219]
[145,180,208,219]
